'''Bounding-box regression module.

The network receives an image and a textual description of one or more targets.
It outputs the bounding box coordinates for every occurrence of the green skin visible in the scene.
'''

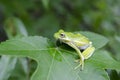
[54,30,95,70]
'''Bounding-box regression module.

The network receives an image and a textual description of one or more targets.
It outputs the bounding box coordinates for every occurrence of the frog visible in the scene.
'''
[54,29,95,70]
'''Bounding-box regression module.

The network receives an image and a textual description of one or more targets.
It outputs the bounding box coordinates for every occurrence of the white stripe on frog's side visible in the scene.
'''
[77,41,92,50]
[71,41,90,50]
[77,44,90,50]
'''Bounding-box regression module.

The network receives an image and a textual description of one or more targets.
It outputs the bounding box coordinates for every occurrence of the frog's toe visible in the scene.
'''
[74,63,81,70]
[80,60,84,70]
[74,59,80,63]
[74,60,84,70]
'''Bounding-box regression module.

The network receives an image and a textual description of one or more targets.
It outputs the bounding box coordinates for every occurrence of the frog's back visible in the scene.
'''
[68,33,90,43]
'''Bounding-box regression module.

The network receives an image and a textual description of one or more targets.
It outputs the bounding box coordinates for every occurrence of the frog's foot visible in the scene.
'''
[74,58,84,70]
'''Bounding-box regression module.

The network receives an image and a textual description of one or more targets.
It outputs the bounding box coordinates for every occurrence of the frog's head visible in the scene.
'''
[54,29,92,45]
[54,29,70,42]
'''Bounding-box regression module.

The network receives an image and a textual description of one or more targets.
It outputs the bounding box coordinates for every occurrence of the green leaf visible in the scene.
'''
[1,17,29,80]
[0,56,17,80]
[115,36,120,43]
[0,33,119,80]
[4,17,28,38]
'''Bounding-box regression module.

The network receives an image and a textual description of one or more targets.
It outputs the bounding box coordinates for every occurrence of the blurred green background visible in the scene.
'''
[0,0,120,80]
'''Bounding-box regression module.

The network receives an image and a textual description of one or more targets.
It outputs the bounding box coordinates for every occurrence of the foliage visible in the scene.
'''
[0,0,120,80]
[0,31,120,80]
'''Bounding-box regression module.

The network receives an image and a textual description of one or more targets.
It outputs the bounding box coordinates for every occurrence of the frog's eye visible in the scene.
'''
[60,33,65,38]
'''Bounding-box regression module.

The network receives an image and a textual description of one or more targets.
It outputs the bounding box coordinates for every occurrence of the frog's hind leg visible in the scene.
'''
[82,45,95,59]
[74,46,95,70]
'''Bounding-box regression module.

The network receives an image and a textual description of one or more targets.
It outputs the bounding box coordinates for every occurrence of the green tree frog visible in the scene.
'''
[54,29,95,70]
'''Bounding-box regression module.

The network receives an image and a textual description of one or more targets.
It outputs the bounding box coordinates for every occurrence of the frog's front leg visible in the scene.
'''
[82,45,95,59]
[67,42,84,70]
